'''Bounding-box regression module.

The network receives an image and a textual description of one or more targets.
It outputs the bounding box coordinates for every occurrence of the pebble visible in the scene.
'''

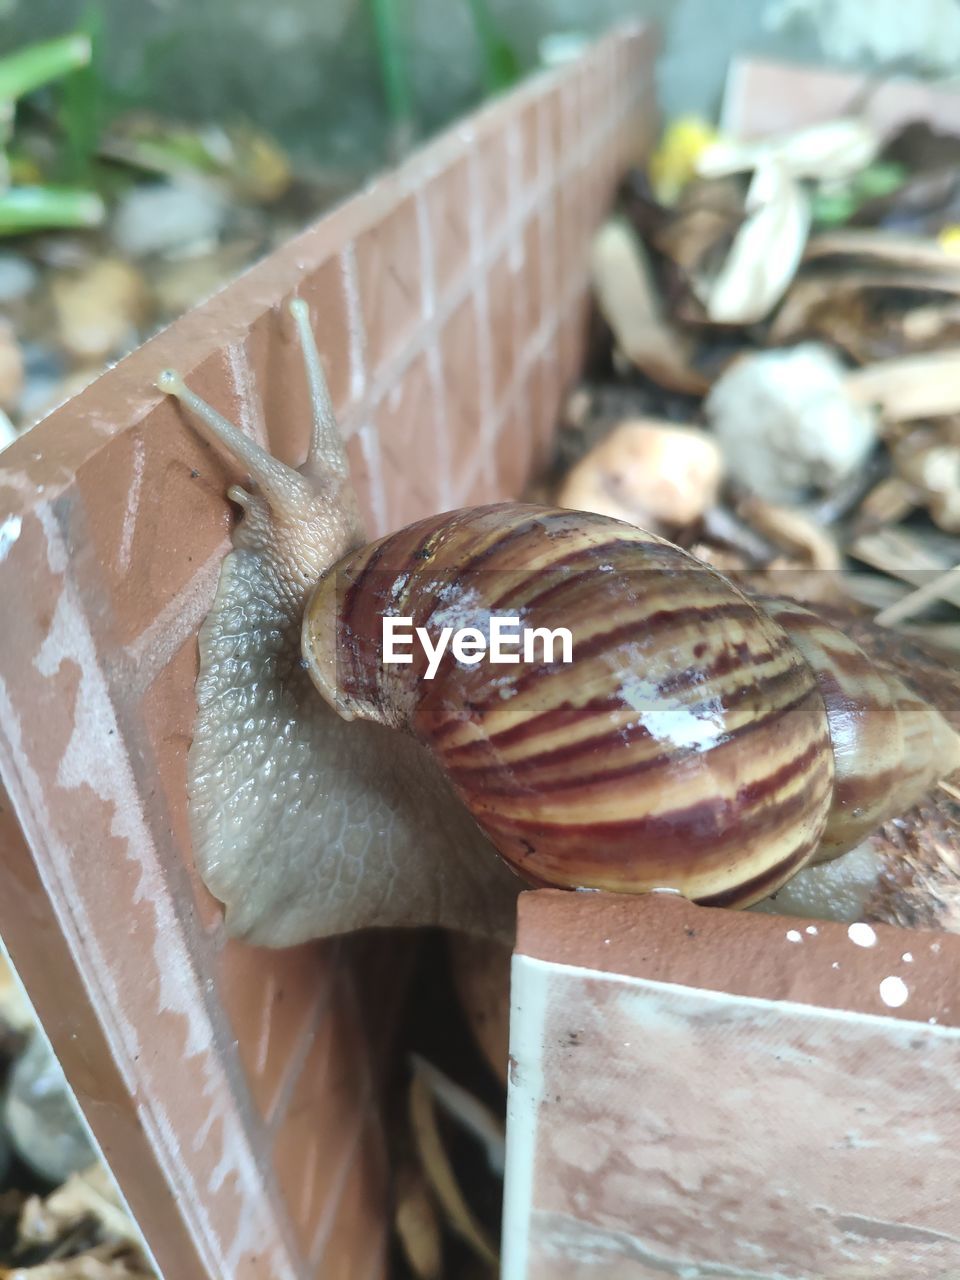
[51,258,149,363]
[111,179,227,258]
[0,253,38,304]
[558,418,724,531]
[0,319,24,412]
[4,1033,97,1183]
[706,343,878,505]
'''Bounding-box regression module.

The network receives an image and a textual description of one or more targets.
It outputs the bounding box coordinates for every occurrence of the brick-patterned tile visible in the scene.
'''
[139,634,224,935]
[313,1116,388,1279]
[476,127,512,243]
[354,195,423,377]
[493,395,535,500]
[272,975,371,1259]
[526,347,562,475]
[72,398,235,648]
[374,351,443,530]
[540,84,563,190]
[239,261,354,470]
[517,99,541,204]
[522,213,545,337]
[486,251,519,412]
[425,155,473,301]
[345,427,387,538]
[439,296,485,488]
[0,26,661,1280]
[216,937,336,1121]
[559,286,590,389]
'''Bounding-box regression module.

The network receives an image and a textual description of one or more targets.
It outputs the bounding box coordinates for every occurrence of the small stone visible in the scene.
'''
[4,1033,97,1183]
[0,253,37,304]
[0,320,24,412]
[558,418,724,531]
[112,179,227,258]
[706,343,878,505]
[51,258,149,363]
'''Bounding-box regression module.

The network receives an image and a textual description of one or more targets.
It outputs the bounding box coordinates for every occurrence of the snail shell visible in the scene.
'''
[303,503,960,909]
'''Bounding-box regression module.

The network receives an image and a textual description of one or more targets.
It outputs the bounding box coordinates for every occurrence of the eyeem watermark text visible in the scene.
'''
[383,616,573,679]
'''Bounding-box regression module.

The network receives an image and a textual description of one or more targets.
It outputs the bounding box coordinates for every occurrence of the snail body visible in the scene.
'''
[158,301,960,945]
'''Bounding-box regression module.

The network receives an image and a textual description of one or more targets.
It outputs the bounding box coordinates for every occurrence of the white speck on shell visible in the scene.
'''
[902,952,914,963]
[785,929,803,943]
[805,925,818,935]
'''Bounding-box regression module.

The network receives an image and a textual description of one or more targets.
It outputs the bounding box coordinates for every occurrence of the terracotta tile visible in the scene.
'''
[0,23,660,1278]
[243,262,353,469]
[216,937,336,1121]
[139,635,223,935]
[493,395,535,500]
[354,195,424,376]
[522,214,545,337]
[312,1117,388,1278]
[558,285,590,386]
[272,976,372,1259]
[439,295,485,487]
[486,251,520,413]
[476,127,512,243]
[425,155,473,300]
[517,100,541,202]
[540,85,563,191]
[374,351,443,529]
[71,395,235,649]
[345,426,387,537]
[526,347,562,475]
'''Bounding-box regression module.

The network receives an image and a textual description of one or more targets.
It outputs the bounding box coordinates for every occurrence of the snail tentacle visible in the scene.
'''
[288,297,349,483]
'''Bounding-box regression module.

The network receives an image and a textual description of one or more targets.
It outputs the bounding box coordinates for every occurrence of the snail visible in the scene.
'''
[157,300,960,947]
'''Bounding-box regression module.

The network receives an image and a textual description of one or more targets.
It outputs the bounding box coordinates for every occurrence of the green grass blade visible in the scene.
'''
[462,0,520,92]
[0,185,104,235]
[0,33,92,105]
[366,0,413,130]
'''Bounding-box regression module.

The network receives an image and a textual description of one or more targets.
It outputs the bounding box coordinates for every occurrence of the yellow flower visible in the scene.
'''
[648,116,720,204]
[938,224,960,255]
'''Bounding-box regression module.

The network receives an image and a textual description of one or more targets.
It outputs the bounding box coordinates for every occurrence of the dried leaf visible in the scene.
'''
[770,269,960,361]
[892,431,960,531]
[408,1069,499,1270]
[846,349,960,422]
[875,564,960,627]
[589,220,709,394]
[700,161,810,324]
[18,1166,141,1252]
[648,176,744,278]
[2,1244,153,1279]
[737,495,843,572]
[411,1056,505,1177]
[698,118,881,183]
[805,228,960,275]
[394,1162,443,1280]
[849,525,960,586]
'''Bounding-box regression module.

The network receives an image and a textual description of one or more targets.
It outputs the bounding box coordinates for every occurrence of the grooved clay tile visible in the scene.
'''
[354,195,425,377]
[504,891,960,1279]
[424,155,474,299]
[374,351,444,529]
[0,21,657,1278]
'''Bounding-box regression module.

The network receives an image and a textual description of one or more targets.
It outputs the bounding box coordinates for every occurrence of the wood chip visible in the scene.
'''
[846,349,960,422]
[589,220,709,395]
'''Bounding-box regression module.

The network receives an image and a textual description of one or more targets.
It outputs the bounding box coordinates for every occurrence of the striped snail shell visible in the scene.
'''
[303,503,960,910]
